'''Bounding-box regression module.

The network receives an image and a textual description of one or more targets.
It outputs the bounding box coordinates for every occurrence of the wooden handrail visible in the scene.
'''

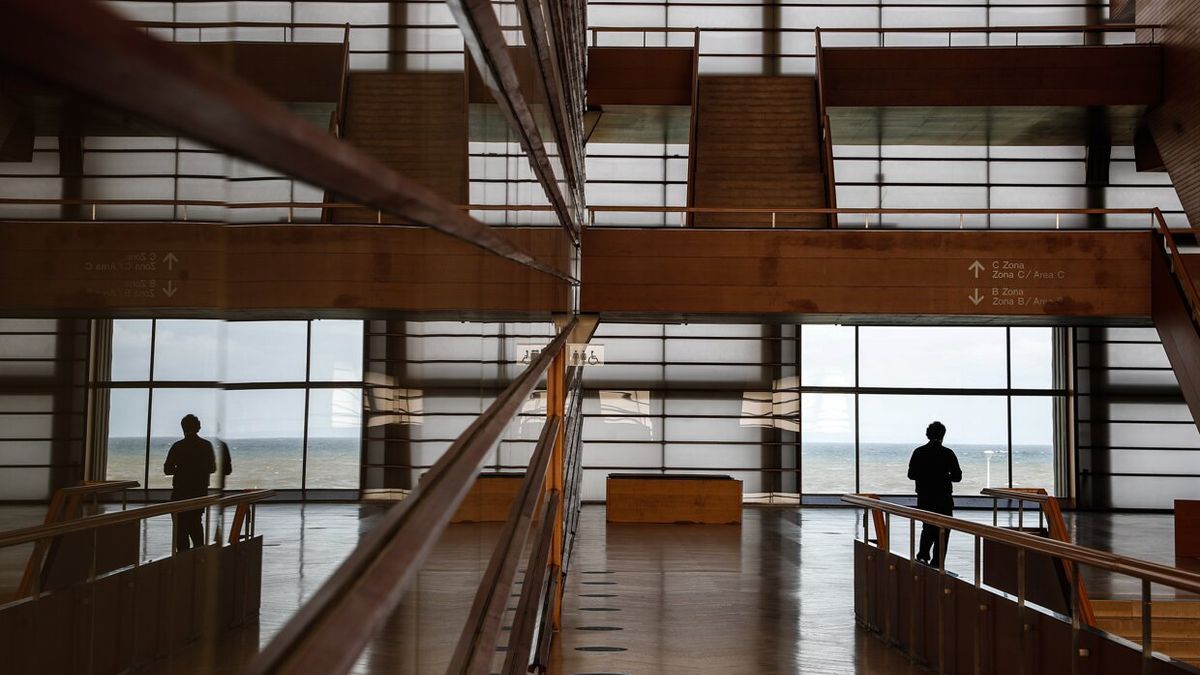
[245,318,577,675]
[57,480,140,497]
[981,487,1052,504]
[0,197,1165,217]
[1154,209,1200,328]
[841,494,1200,596]
[0,490,274,549]
[447,417,561,674]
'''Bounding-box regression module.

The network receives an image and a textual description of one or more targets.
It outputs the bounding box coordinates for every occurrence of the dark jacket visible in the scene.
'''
[164,434,216,499]
[907,441,962,499]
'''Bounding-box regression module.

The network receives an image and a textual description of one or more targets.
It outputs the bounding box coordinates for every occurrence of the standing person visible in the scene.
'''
[908,421,962,567]
[164,414,216,551]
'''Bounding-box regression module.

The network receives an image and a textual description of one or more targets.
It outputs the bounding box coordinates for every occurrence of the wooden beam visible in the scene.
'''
[581,229,1152,320]
[0,222,569,316]
[586,47,695,106]
[822,45,1162,107]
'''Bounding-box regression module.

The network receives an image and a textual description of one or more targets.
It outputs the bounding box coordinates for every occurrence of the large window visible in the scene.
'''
[582,324,1063,501]
[103,319,364,492]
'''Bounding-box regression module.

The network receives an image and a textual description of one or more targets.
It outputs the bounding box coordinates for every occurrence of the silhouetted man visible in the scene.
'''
[164,414,216,551]
[908,421,962,566]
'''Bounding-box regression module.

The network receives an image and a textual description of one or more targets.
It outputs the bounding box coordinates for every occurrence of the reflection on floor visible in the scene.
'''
[0,504,1191,674]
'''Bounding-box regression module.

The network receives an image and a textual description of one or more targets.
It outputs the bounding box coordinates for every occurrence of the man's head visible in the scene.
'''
[181,414,201,435]
[926,421,946,442]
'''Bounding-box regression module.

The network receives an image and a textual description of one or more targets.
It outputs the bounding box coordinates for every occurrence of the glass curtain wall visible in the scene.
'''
[581,323,1063,503]
[102,319,364,495]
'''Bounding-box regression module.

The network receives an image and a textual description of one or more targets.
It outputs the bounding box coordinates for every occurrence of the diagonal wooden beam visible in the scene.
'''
[446,0,582,245]
[0,0,572,282]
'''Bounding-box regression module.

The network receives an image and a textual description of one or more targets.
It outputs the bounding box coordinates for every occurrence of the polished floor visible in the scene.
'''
[0,504,1191,674]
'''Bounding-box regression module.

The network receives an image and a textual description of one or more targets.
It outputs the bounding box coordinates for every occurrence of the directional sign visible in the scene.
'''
[968,260,984,278]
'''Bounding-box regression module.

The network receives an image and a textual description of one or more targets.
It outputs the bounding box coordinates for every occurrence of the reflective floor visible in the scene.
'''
[0,504,1189,674]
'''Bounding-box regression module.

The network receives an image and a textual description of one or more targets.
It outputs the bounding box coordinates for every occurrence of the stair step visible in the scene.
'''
[1093,600,1200,619]
[1096,617,1200,639]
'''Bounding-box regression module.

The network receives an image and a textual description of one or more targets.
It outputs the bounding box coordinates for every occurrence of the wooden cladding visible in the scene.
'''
[1138,0,1200,229]
[0,222,570,316]
[581,228,1152,320]
[176,42,345,104]
[821,45,1163,107]
[587,47,695,106]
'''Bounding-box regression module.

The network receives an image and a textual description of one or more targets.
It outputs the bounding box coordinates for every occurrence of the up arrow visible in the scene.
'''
[162,280,178,298]
[968,260,985,278]
[164,252,178,270]
[969,288,984,306]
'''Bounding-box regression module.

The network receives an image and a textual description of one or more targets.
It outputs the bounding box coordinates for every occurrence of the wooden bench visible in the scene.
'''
[606,473,742,524]
[451,473,524,523]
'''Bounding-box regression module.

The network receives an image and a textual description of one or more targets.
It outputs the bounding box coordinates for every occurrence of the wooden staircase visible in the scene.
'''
[1152,222,1200,434]
[336,72,468,223]
[690,76,831,228]
[1093,599,1200,667]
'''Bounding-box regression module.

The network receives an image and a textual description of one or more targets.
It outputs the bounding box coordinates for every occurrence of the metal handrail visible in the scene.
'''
[589,205,1159,215]
[841,493,1200,596]
[5,199,1179,231]
[245,318,577,675]
[817,24,1152,34]
[0,196,1171,217]
[0,489,274,549]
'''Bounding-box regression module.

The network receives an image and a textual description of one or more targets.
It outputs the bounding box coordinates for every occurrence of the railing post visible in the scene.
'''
[1142,579,1153,675]
[974,535,982,675]
[1070,561,1081,675]
[1018,548,1027,675]
[547,346,567,631]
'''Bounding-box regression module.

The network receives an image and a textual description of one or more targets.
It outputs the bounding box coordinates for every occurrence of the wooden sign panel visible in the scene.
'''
[0,222,570,316]
[581,229,1152,320]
